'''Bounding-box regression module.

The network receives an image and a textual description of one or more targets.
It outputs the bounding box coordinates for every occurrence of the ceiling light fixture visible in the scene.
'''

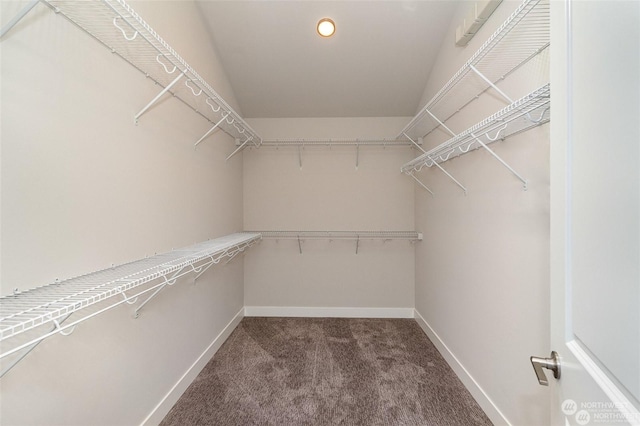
[317,18,335,37]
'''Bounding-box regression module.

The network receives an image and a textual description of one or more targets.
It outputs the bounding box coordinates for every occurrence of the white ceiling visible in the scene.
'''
[197,1,459,118]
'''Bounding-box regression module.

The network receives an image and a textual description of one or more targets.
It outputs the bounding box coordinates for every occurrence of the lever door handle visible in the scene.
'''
[530,351,561,386]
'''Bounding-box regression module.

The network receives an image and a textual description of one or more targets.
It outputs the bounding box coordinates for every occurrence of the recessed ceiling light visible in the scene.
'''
[317,18,335,38]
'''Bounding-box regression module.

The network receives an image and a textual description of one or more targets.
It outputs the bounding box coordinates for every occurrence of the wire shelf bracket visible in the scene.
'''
[0,233,261,375]
[226,136,255,162]
[404,134,466,195]
[299,145,303,169]
[0,313,72,379]
[409,172,434,195]
[193,113,230,149]
[0,0,40,39]
[134,71,185,124]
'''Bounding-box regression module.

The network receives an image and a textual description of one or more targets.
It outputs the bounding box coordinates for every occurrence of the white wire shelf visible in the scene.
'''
[397,0,549,141]
[251,231,421,255]
[254,231,422,240]
[254,139,417,169]
[256,139,417,169]
[259,139,414,147]
[401,84,549,175]
[38,0,261,147]
[0,233,260,365]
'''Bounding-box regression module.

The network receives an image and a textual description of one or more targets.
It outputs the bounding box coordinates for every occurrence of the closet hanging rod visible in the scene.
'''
[251,231,423,241]
[397,0,549,140]
[0,233,261,364]
[259,139,415,147]
[3,0,262,145]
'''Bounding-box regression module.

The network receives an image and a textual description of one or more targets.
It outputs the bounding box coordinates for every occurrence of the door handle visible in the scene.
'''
[530,351,561,386]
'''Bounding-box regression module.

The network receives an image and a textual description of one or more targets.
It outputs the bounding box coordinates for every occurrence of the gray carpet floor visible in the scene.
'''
[160,317,493,425]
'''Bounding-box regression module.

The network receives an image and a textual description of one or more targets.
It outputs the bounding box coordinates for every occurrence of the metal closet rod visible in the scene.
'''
[257,139,419,170]
[260,139,415,147]
[251,231,422,255]
[252,231,423,240]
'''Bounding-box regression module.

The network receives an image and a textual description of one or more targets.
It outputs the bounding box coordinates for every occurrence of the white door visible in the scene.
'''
[548,1,640,425]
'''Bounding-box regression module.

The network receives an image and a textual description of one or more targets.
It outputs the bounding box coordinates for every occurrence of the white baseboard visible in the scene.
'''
[244,306,414,318]
[140,307,244,426]
[413,309,510,426]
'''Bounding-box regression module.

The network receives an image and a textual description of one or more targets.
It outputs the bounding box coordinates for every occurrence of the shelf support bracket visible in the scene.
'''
[409,172,434,195]
[425,109,456,137]
[0,0,40,39]
[194,246,243,281]
[193,256,216,283]
[469,64,540,127]
[469,67,544,123]
[52,318,76,336]
[194,243,250,282]
[0,312,72,379]
[470,132,528,189]
[224,242,253,265]
[134,266,184,318]
[404,133,427,154]
[134,71,185,124]
[415,111,466,193]
[226,135,254,162]
[471,64,541,124]
[356,235,360,254]
[120,290,138,305]
[194,113,230,149]
[298,145,303,169]
[224,249,243,265]
[428,156,467,194]
[469,65,514,104]
[355,144,359,170]
[297,236,303,255]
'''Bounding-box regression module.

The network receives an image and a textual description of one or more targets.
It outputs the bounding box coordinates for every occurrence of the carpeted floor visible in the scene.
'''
[160,317,492,426]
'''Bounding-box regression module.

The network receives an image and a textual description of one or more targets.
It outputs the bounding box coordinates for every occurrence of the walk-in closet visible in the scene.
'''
[1,0,638,425]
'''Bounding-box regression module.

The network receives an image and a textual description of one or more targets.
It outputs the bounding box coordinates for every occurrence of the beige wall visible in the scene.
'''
[243,117,417,311]
[0,1,244,424]
[413,1,550,425]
